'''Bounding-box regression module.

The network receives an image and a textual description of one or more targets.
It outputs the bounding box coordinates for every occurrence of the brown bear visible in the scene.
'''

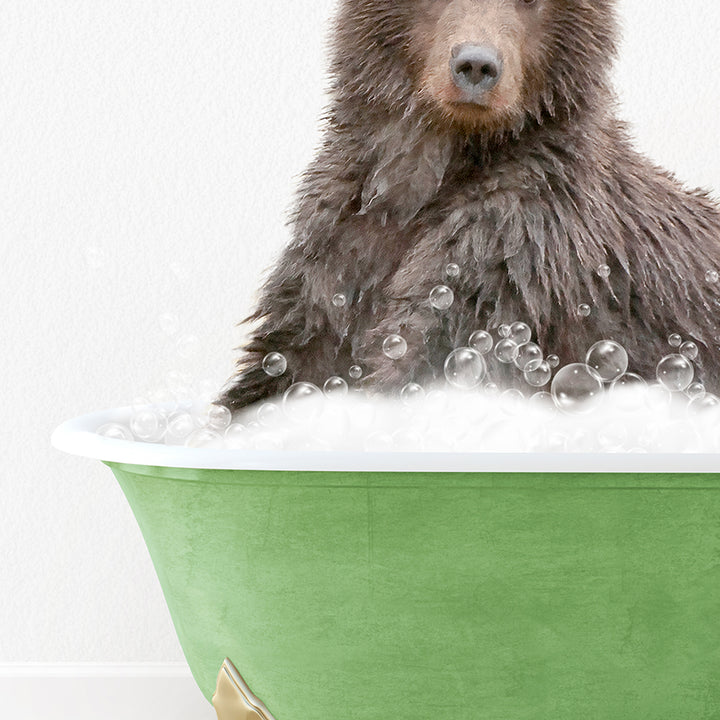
[219,0,720,410]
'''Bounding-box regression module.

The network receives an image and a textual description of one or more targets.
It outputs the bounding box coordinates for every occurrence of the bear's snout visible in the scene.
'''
[450,43,504,99]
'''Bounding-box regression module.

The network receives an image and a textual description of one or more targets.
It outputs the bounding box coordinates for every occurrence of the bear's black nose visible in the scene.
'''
[450,44,503,96]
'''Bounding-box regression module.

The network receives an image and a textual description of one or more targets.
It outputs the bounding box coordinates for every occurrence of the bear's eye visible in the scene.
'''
[518,0,538,6]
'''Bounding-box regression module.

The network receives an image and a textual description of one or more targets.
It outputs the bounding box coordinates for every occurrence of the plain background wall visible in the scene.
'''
[2,0,720,665]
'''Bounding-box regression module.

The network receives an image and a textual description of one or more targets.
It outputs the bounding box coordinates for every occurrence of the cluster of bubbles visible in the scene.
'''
[96,377,720,454]
[96,322,720,453]
[95,262,720,453]
[95,369,234,448]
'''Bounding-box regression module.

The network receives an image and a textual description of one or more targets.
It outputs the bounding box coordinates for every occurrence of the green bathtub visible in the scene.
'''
[53,407,720,719]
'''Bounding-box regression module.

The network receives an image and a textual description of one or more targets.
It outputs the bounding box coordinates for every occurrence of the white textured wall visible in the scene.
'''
[2,0,720,664]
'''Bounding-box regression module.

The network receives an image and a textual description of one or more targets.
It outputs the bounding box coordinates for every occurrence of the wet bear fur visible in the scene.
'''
[220,0,720,410]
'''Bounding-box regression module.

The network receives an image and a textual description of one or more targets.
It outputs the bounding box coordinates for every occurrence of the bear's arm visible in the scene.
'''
[217,130,369,411]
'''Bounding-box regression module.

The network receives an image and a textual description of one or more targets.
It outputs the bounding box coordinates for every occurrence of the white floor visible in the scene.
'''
[0,665,216,720]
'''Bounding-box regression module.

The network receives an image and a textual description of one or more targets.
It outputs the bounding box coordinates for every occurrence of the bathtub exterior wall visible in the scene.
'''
[111,462,720,719]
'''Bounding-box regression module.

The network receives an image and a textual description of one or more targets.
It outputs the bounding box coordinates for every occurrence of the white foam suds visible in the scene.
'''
[96,385,720,454]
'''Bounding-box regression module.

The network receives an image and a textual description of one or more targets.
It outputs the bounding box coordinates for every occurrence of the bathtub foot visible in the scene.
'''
[212,658,276,720]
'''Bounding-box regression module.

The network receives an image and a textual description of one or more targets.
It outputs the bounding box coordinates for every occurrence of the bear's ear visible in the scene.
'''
[359,120,453,227]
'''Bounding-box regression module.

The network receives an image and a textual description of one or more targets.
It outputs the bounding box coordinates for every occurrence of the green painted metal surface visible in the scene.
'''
[107,463,720,719]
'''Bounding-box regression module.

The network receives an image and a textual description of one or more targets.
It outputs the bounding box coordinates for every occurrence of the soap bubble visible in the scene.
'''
[469,330,493,355]
[158,313,180,336]
[577,304,592,318]
[500,388,525,415]
[686,382,705,399]
[262,352,287,377]
[597,264,611,278]
[706,270,719,284]
[224,423,248,449]
[508,322,532,346]
[323,376,348,398]
[494,338,519,364]
[429,285,454,310]
[349,365,363,380]
[585,340,628,382]
[130,408,166,442]
[680,341,699,361]
[205,404,232,430]
[514,342,543,372]
[444,347,487,389]
[524,361,552,387]
[185,427,224,449]
[656,354,694,392]
[97,423,133,441]
[551,363,604,414]
[257,402,281,427]
[610,372,646,392]
[687,393,720,415]
[668,333,682,348]
[529,391,554,410]
[383,334,408,360]
[610,373,647,410]
[546,354,560,369]
[445,263,460,278]
[401,382,425,405]
[164,412,195,443]
[498,324,511,338]
[332,293,346,308]
[283,382,324,423]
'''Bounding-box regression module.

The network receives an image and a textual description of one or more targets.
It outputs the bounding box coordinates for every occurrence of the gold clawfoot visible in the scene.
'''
[212,658,276,720]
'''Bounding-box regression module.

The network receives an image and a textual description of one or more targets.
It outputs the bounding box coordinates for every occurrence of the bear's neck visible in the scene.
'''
[347,96,615,227]
[457,93,615,170]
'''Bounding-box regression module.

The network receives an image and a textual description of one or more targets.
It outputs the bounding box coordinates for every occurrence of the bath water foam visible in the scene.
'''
[97,319,720,454]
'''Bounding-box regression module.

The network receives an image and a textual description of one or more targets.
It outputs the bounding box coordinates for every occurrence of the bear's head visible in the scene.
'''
[331,0,618,134]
